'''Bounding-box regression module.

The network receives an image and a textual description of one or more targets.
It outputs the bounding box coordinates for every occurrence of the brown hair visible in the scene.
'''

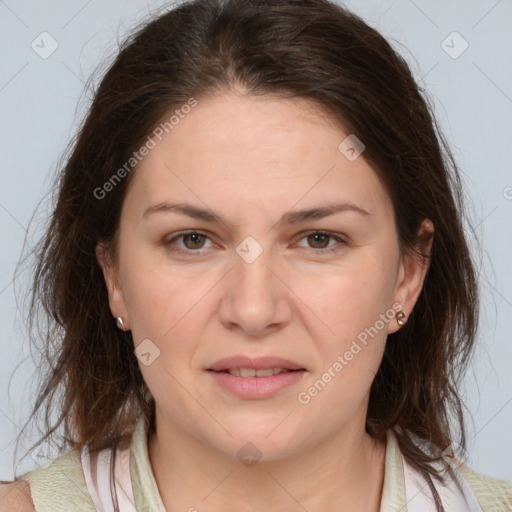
[14,0,478,509]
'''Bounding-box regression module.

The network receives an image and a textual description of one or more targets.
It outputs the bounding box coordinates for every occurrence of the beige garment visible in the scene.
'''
[19,416,512,511]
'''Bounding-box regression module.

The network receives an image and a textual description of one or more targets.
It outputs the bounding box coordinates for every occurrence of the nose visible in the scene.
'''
[217,243,292,338]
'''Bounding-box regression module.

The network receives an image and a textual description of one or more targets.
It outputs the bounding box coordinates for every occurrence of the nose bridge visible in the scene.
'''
[233,234,277,302]
[218,234,290,335]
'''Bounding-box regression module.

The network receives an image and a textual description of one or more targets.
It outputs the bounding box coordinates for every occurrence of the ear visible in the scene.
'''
[95,241,130,330]
[388,219,434,334]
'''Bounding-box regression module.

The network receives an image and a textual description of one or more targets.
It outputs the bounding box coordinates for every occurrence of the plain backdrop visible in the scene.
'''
[1,0,511,481]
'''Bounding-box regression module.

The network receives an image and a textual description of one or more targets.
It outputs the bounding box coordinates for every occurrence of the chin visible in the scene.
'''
[208,421,308,464]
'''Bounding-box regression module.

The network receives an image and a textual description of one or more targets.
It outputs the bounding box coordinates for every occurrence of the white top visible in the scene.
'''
[81,438,136,512]
[403,453,484,511]
[80,433,485,512]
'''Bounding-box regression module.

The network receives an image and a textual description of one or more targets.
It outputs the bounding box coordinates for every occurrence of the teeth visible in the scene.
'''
[227,368,290,377]
[256,368,274,377]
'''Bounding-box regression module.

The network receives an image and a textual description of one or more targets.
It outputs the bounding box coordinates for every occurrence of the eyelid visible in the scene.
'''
[164,230,216,250]
[163,229,348,255]
[294,230,348,253]
[296,229,348,244]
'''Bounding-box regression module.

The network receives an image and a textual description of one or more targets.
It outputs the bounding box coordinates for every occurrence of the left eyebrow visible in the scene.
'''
[142,201,370,226]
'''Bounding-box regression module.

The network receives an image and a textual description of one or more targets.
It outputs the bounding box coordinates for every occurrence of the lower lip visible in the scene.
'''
[207,370,306,399]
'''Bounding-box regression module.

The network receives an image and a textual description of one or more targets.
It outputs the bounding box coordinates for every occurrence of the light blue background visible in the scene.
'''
[1,0,511,482]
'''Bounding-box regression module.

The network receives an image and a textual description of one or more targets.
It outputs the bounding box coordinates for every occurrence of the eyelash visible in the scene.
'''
[163,230,347,256]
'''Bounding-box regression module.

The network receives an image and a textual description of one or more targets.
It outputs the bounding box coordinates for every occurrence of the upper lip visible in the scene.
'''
[208,355,306,372]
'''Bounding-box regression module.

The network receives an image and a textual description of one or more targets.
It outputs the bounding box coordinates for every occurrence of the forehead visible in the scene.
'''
[124,92,393,224]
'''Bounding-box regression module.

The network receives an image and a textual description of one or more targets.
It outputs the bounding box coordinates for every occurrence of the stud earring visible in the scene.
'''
[116,316,125,330]
[396,310,406,326]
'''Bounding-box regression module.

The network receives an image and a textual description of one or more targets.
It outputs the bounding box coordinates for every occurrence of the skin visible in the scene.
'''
[97,89,433,512]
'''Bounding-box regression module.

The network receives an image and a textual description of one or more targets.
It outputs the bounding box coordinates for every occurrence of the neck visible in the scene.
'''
[147,412,386,512]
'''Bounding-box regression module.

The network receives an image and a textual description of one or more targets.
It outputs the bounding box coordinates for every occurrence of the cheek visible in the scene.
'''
[118,251,208,400]
[295,270,390,426]
[121,260,206,416]
[123,270,175,341]
[294,250,398,347]
[120,242,202,338]
[291,249,397,409]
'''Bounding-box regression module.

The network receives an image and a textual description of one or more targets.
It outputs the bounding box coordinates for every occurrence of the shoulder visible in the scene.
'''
[3,450,96,512]
[0,480,34,512]
[459,463,512,511]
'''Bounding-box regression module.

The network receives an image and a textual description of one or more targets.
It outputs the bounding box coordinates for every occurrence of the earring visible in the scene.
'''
[396,310,406,326]
[116,316,125,330]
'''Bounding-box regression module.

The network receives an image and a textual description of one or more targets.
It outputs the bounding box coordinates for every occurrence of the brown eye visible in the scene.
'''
[164,231,213,255]
[297,231,347,254]
[181,232,207,249]
[307,232,331,249]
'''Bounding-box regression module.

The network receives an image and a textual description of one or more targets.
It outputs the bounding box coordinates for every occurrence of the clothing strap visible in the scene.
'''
[80,437,136,512]
[403,453,485,511]
[80,433,486,511]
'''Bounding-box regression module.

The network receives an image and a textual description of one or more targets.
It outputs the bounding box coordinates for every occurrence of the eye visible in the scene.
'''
[164,231,213,254]
[296,231,347,254]
[163,230,347,256]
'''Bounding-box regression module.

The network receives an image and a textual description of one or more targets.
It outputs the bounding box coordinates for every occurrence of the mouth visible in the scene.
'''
[207,355,306,373]
[209,368,304,377]
[206,356,307,399]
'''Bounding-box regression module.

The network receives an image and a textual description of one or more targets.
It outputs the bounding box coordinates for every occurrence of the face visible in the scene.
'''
[98,90,431,461]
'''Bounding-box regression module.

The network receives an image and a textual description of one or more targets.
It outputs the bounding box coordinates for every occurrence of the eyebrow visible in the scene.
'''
[142,201,370,226]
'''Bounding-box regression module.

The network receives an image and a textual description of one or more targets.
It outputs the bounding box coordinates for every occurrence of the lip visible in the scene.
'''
[208,355,306,372]
[207,369,306,399]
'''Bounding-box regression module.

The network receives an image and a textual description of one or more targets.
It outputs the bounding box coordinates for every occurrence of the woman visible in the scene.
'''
[1,0,511,510]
